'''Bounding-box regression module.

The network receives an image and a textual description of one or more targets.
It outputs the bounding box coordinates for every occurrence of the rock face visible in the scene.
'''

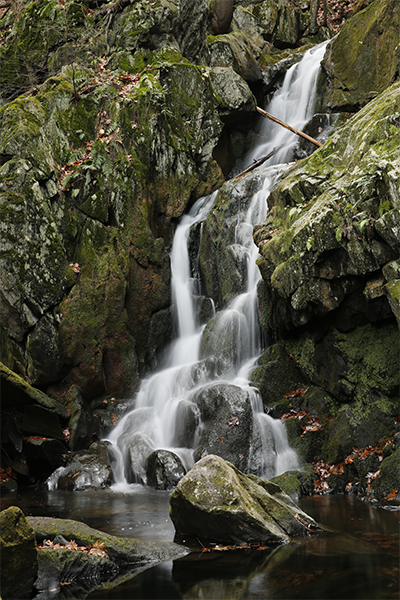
[0,506,38,600]
[318,0,400,110]
[254,81,400,336]
[170,455,320,544]
[252,80,400,498]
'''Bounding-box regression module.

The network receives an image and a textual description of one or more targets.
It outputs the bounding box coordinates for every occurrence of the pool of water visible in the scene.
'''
[1,488,398,599]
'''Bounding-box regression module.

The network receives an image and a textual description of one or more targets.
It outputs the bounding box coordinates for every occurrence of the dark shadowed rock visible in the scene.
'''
[0,506,38,599]
[145,449,186,490]
[170,455,320,544]
[193,383,253,472]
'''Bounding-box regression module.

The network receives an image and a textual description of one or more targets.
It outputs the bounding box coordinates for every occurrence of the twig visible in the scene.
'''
[236,145,283,178]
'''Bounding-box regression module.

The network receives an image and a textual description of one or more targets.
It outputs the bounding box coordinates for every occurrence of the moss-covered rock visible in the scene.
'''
[28,514,188,564]
[250,0,311,49]
[270,466,315,499]
[371,448,400,502]
[254,82,400,335]
[0,506,38,600]
[170,454,320,544]
[319,0,400,110]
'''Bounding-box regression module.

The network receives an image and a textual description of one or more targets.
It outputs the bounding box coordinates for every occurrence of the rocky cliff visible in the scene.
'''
[1,0,399,495]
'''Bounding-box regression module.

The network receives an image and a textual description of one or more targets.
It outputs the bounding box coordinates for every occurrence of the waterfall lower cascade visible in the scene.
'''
[106,42,328,490]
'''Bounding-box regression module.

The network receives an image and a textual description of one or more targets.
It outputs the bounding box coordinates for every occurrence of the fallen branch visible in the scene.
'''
[256,106,322,148]
[236,145,283,178]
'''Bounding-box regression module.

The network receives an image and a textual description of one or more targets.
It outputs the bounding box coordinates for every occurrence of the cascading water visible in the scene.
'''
[105,42,328,490]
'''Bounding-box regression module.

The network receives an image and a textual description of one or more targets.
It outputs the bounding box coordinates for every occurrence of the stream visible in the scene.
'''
[0,489,398,599]
[4,41,399,600]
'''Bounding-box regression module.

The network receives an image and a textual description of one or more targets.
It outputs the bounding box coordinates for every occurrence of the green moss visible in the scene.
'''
[334,322,399,398]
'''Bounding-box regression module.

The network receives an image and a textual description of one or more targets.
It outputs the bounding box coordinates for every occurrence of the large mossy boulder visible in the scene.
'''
[170,455,320,544]
[318,0,400,111]
[0,506,38,600]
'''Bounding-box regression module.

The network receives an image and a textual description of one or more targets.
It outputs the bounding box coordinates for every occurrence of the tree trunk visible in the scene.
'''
[310,0,319,33]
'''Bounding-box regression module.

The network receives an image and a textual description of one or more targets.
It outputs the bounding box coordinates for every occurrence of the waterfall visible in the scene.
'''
[105,42,328,489]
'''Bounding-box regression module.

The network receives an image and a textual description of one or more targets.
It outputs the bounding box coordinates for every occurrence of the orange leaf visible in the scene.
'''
[384,488,398,500]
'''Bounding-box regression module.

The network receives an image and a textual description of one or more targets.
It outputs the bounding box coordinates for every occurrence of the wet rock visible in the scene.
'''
[46,441,112,491]
[170,455,320,544]
[0,506,38,600]
[28,514,188,599]
[200,169,268,307]
[193,383,253,472]
[251,342,308,409]
[145,449,186,490]
[254,82,400,335]
[371,448,400,505]
[172,401,200,448]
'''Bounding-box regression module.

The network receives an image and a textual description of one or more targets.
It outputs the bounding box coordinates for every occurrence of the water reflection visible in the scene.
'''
[1,490,398,599]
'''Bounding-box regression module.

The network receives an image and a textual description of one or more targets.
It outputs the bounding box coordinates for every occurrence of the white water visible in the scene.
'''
[103,43,328,490]
[245,41,328,168]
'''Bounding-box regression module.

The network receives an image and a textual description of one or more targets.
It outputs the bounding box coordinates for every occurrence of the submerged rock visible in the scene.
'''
[0,506,38,600]
[170,455,320,544]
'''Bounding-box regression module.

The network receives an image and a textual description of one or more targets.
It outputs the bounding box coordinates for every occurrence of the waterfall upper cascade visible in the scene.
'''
[105,42,328,490]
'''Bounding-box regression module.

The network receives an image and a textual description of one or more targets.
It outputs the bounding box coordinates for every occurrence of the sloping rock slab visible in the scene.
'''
[27,516,187,567]
[170,455,320,545]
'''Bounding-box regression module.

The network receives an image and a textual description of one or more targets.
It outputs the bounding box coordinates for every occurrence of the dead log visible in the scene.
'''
[256,107,322,148]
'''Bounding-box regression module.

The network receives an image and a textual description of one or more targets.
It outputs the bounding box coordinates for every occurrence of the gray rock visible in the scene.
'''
[145,449,186,490]
[170,454,321,544]
[46,441,112,491]
[193,383,253,472]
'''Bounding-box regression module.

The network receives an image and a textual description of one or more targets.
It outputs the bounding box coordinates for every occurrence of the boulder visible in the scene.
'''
[0,506,38,600]
[209,0,234,34]
[46,441,112,491]
[193,383,253,472]
[170,455,320,544]
[145,449,186,490]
